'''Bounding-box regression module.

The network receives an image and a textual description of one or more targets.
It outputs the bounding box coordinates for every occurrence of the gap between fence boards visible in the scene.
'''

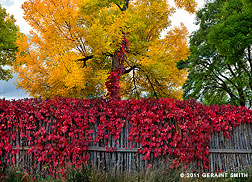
[11,147,252,154]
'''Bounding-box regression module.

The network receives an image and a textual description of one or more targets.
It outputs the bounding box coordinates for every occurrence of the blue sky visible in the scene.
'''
[0,0,205,100]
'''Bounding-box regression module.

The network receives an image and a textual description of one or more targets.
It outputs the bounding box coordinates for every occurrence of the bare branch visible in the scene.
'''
[115,0,129,11]
[76,55,94,67]
[145,74,158,99]
[124,65,137,74]
[123,0,129,11]
[115,3,123,11]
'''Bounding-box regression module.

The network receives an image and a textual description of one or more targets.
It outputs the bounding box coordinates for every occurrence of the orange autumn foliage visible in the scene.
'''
[13,0,197,99]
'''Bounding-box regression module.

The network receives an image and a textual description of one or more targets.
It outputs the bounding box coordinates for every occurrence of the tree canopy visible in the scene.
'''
[13,0,197,99]
[179,0,252,107]
[0,5,18,81]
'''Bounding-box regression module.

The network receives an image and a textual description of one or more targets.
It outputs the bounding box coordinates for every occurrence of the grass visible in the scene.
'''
[1,165,252,182]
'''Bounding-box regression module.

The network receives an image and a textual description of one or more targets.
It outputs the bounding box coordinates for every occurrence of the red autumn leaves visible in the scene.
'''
[105,35,129,100]
[0,97,252,173]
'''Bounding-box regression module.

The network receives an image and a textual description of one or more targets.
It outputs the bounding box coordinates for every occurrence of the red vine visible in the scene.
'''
[105,34,129,100]
[0,97,252,175]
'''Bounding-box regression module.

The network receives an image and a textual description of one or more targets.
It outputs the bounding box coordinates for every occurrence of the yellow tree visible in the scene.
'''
[14,0,197,99]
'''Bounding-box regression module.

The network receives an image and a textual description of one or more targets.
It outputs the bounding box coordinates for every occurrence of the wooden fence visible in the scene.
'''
[87,122,252,172]
[2,121,252,174]
[209,123,252,172]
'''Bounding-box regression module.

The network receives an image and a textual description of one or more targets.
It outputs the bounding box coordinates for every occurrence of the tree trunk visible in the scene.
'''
[106,31,128,100]
[112,54,120,71]
[105,0,129,99]
[105,53,125,100]
[238,88,246,106]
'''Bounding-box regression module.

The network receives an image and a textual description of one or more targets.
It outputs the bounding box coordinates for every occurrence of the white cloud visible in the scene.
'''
[168,0,206,34]
[1,0,14,7]
[2,0,32,34]
[1,0,205,35]
[0,73,30,100]
[1,0,206,37]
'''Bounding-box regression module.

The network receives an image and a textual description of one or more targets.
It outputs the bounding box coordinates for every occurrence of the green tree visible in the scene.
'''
[0,5,18,81]
[179,0,252,107]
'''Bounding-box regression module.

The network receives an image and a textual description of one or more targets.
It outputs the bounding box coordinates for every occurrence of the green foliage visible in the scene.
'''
[181,0,252,107]
[64,166,91,182]
[0,5,18,81]
[2,166,32,182]
[2,165,252,182]
[36,176,63,182]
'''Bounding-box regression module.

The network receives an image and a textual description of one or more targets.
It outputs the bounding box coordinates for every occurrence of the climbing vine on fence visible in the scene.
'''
[0,97,252,175]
